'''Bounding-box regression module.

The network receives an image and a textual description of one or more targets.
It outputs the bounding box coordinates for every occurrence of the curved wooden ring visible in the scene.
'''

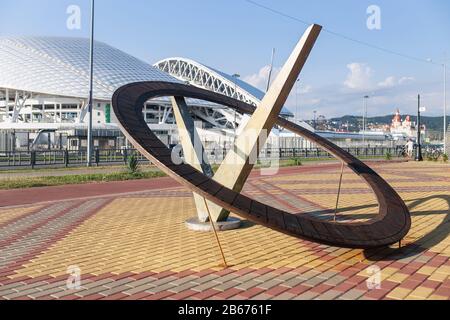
[112,81,411,249]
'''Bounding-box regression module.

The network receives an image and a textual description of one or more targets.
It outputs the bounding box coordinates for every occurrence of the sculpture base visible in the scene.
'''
[185,217,242,232]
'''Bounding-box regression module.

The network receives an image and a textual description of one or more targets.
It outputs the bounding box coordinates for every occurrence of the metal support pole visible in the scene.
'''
[334,162,345,222]
[363,96,369,147]
[444,61,447,154]
[87,0,95,167]
[203,197,228,268]
[416,94,423,162]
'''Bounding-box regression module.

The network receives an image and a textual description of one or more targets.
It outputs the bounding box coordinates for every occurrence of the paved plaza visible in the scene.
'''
[0,161,449,300]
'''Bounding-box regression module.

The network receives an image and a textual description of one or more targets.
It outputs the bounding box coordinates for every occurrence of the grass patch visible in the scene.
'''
[0,155,397,190]
[0,171,167,190]
[385,152,392,161]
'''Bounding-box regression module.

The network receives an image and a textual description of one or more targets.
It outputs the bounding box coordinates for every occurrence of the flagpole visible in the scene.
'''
[87,0,95,167]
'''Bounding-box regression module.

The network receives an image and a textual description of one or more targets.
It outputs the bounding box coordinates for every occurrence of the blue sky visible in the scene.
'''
[1,0,449,120]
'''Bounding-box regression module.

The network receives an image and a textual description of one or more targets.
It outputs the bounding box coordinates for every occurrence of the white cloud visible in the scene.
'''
[344,63,373,90]
[243,65,281,91]
[399,76,415,85]
[378,76,415,88]
[378,76,397,88]
[299,85,312,94]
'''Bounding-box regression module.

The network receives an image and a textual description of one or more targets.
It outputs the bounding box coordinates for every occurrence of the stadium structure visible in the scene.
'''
[0,36,389,152]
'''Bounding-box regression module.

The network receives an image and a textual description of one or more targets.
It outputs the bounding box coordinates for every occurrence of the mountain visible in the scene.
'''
[329,115,449,132]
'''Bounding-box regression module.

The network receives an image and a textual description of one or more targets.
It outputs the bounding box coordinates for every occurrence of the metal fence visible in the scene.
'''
[0,146,404,169]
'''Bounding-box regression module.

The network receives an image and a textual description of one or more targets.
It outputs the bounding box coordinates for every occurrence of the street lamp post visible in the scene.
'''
[444,60,447,154]
[295,79,300,146]
[232,74,240,144]
[296,79,300,124]
[416,94,424,162]
[363,95,369,147]
[87,0,95,167]
[313,111,317,130]
[427,56,448,154]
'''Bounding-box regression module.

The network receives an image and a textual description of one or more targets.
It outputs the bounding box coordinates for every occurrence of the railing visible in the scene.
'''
[0,147,404,169]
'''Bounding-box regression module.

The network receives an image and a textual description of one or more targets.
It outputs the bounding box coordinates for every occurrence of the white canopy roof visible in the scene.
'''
[0,37,178,101]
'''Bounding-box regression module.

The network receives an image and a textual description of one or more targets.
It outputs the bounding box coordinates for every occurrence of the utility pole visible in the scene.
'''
[313,111,317,130]
[296,79,300,124]
[363,95,369,146]
[444,57,447,154]
[416,94,423,162]
[232,74,240,145]
[87,0,95,167]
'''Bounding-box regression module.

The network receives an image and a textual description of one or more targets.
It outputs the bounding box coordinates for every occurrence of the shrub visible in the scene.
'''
[426,153,440,162]
[127,154,140,174]
[442,154,448,163]
[385,152,392,161]
[290,157,302,166]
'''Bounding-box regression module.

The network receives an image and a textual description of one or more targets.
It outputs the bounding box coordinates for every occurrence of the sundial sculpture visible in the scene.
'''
[112,24,411,249]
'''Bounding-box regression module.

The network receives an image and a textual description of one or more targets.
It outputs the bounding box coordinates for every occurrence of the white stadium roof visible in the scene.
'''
[0,36,178,101]
[0,37,293,117]
[155,57,294,117]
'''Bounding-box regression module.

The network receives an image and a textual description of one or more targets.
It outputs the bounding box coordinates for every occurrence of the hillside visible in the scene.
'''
[330,115,449,132]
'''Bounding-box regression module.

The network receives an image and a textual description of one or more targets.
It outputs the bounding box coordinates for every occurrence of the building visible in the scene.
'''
[0,37,296,152]
[390,109,415,139]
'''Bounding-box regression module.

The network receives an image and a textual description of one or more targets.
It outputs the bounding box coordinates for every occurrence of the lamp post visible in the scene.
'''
[444,59,447,153]
[296,79,300,124]
[232,74,240,144]
[416,94,424,162]
[427,55,448,154]
[363,95,369,146]
[313,110,317,130]
[87,0,95,167]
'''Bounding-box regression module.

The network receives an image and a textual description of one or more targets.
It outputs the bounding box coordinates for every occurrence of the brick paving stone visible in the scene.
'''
[191,275,219,285]
[271,292,295,300]
[315,290,343,300]
[103,277,135,290]
[279,276,307,289]
[0,162,448,301]
[287,284,311,296]
[169,275,198,287]
[292,291,320,300]
[256,279,284,290]
[123,276,157,288]
[250,293,272,300]
[143,291,174,300]
[265,285,290,296]
[29,287,67,299]
[253,272,280,284]
[324,275,347,286]
[302,276,327,287]
[338,289,366,300]
[235,287,266,299]
[191,281,223,293]
[235,280,260,291]
[168,281,199,294]
[100,293,129,300]
[212,280,241,292]
[123,282,158,295]
[214,288,243,300]
[310,284,334,294]
[123,292,152,300]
